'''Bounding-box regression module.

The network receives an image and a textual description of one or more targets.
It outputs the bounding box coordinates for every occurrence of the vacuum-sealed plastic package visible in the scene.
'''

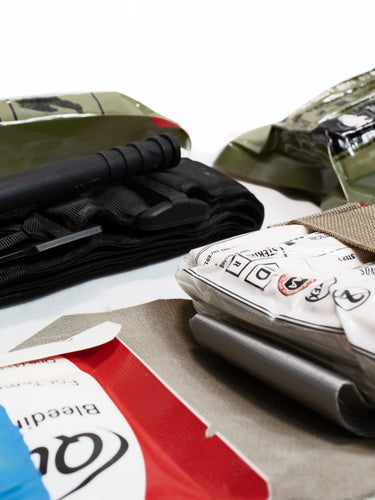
[215,68,375,209]
[0,91,190,176]
[176,204,375,435]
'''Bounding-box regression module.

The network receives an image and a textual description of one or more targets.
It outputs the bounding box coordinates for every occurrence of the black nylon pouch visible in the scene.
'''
[0,158,264,304]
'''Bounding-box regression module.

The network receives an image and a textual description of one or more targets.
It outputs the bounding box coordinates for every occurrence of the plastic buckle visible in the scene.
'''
[135,196,210,231]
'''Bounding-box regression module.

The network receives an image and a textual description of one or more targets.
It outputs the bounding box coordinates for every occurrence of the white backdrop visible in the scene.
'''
[0,0,374,344]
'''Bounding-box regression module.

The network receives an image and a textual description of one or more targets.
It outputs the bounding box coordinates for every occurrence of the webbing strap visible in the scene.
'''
[0,159,264,304]
[279,203,375,253]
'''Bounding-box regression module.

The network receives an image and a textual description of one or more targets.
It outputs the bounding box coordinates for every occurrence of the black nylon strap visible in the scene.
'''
[0,158,264,304]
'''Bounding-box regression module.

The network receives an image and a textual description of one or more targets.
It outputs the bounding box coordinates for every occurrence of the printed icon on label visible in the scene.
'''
[305,277,337,302]
[226,254,251,277]
[278,274,316,296]
[245,263,279,290]
[333,287,370,311]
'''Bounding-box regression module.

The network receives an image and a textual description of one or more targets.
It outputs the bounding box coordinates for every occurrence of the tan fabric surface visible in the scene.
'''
[12,317,94,350]
[32,299,375,500]
[279,202,375,254]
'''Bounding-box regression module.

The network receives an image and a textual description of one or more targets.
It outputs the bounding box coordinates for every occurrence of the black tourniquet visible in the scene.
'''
[0,158,264,303]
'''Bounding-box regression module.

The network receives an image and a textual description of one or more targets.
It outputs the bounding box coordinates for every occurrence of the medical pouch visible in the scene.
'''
[215,68,375,209]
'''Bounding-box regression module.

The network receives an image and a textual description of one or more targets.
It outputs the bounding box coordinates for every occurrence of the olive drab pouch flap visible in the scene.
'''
[215,68,375,209]
[0,91,190,176]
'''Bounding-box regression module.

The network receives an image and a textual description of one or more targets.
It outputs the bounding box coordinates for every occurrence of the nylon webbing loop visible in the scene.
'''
[278,203,375,254]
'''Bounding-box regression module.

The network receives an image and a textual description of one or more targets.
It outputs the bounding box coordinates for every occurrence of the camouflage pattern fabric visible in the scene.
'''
[0,92,190,176]
[215,69,375,209]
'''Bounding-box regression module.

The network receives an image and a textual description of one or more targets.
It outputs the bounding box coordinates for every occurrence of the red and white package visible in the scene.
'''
[0,338,269,499]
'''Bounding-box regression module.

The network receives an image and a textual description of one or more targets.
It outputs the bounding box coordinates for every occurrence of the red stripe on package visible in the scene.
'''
[151,116,179,128]
[67,339,269,499]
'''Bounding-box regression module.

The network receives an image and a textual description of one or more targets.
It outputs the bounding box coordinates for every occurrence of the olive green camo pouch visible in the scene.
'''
[215,69,375,209]
[0,91,190,176]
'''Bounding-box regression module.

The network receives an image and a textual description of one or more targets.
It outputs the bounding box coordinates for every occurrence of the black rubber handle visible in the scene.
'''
[0,133,181,211]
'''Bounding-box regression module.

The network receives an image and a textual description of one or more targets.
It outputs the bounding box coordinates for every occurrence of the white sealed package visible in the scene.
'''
[176,225,375,402]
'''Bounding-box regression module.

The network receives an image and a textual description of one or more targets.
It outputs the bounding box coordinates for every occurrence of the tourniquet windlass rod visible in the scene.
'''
[0,133,181,211]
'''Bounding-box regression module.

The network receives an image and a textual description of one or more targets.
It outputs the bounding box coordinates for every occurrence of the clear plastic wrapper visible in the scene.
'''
[176,224,375,404]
